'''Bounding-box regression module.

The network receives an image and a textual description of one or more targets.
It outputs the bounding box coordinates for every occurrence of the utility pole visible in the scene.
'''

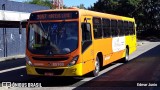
[52,0,63,9]
[2,4,7,57]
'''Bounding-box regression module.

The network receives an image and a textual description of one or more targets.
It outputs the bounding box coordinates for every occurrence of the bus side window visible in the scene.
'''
[118,20,124,36]
[124,21,129,36]
[111,20,118,37]
[102,18,111,38]
[81,23,91,41]
[93,17,102,39]
[128,22,134,35]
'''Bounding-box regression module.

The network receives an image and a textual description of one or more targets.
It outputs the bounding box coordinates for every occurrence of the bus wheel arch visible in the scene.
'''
[125,45,129,62]
[97,52,103,68]
[91,52,103,77]
[126,45,129,52]
[120,45,129,63]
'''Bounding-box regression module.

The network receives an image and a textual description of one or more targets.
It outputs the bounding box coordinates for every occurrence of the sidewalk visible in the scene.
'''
[137,40,150,46]
[0,55,25,62]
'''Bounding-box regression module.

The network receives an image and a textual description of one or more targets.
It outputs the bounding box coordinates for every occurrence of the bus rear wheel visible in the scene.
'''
[91,56,100,77]
[123,48,129,63]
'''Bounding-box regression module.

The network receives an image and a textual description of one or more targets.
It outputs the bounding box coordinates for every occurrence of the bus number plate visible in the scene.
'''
[45,72,54,76]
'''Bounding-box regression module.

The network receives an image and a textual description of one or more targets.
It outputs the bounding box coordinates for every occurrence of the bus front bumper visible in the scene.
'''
[26,63,83,76]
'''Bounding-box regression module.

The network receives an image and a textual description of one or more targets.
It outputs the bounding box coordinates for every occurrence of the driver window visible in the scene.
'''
[81,23,91,41]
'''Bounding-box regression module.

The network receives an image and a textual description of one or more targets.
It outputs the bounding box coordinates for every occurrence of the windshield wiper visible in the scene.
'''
[39,21,45,31]
[39,21,49,39]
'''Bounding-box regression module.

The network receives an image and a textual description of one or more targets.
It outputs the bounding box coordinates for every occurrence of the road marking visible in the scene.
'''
[0,66,26,74]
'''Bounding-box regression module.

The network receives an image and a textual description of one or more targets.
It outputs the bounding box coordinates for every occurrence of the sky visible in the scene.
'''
[11,0,98,8]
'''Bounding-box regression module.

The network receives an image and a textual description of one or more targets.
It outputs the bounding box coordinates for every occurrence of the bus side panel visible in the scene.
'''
[125,35,137,54]
[93,37,125,67]
[122,18,137,55]
[110,36,126,63]
[130,24,137,53]
[93,38,112,66]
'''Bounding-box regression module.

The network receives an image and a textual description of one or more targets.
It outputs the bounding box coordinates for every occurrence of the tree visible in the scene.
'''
[89,0,141,16]
[25,0,68,9]
[141,0,160,31]
[25,0,52,8]
[117,0,141,16]
[90,0,122,15]
[77,4,86,9]
[89,0,160,38]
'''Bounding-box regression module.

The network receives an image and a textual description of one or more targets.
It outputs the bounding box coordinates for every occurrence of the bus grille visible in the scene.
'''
[32,57,69,61]
[35,68,64,75]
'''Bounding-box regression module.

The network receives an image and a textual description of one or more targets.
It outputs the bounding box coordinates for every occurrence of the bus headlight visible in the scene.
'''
[25,56,33,66]
[68,55,79,67]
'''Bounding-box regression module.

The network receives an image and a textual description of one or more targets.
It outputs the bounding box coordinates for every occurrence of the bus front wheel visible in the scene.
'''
[91,56,100,77]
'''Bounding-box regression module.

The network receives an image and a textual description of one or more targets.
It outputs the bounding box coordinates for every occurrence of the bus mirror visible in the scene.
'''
[82,23,90,32]
[19,19,28,34]
[86,24,90,32]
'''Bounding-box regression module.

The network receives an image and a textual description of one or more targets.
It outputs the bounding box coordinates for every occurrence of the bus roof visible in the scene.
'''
[32,8,135,22]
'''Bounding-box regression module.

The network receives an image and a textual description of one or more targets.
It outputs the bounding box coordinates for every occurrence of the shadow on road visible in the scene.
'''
[25,76,83,87]
[74,45,160,89]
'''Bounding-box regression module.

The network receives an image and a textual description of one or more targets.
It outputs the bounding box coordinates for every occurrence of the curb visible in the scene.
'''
[0,55,25,62]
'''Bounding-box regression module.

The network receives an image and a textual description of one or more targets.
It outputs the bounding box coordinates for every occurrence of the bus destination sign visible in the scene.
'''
[30,11,79,20]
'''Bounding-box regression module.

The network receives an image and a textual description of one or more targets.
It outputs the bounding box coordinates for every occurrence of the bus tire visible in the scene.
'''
[91,56,100,77]
[123,48,129,63]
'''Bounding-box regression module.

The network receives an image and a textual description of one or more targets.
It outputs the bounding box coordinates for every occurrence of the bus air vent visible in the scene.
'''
[32,57,69,61]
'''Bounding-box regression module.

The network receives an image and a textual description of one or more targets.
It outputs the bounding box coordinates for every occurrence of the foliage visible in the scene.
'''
[89,0,160,38]
[25,0,160,38]
[25,0,52,8]
[25,0,69,9]
[77,4,86,9]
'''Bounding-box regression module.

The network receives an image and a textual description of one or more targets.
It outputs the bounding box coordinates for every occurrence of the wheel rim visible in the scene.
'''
[95,58,100,74]
[126,49,129,61]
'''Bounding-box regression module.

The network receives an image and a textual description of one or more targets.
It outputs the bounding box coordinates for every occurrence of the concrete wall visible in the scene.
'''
[0,0,49,12]
[0,0,49,57]
[0,28,26,57]
[0,29,4,57]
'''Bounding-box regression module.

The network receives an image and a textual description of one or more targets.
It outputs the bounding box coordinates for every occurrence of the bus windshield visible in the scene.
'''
[28,21,78,55]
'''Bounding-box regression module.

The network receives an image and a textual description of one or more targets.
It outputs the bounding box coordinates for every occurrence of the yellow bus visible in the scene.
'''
[23,8,136,77]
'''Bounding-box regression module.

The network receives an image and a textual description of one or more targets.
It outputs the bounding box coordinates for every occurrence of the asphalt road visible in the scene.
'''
[0,58,25,71]
[75,42,160,90]
[0,41,160,90]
